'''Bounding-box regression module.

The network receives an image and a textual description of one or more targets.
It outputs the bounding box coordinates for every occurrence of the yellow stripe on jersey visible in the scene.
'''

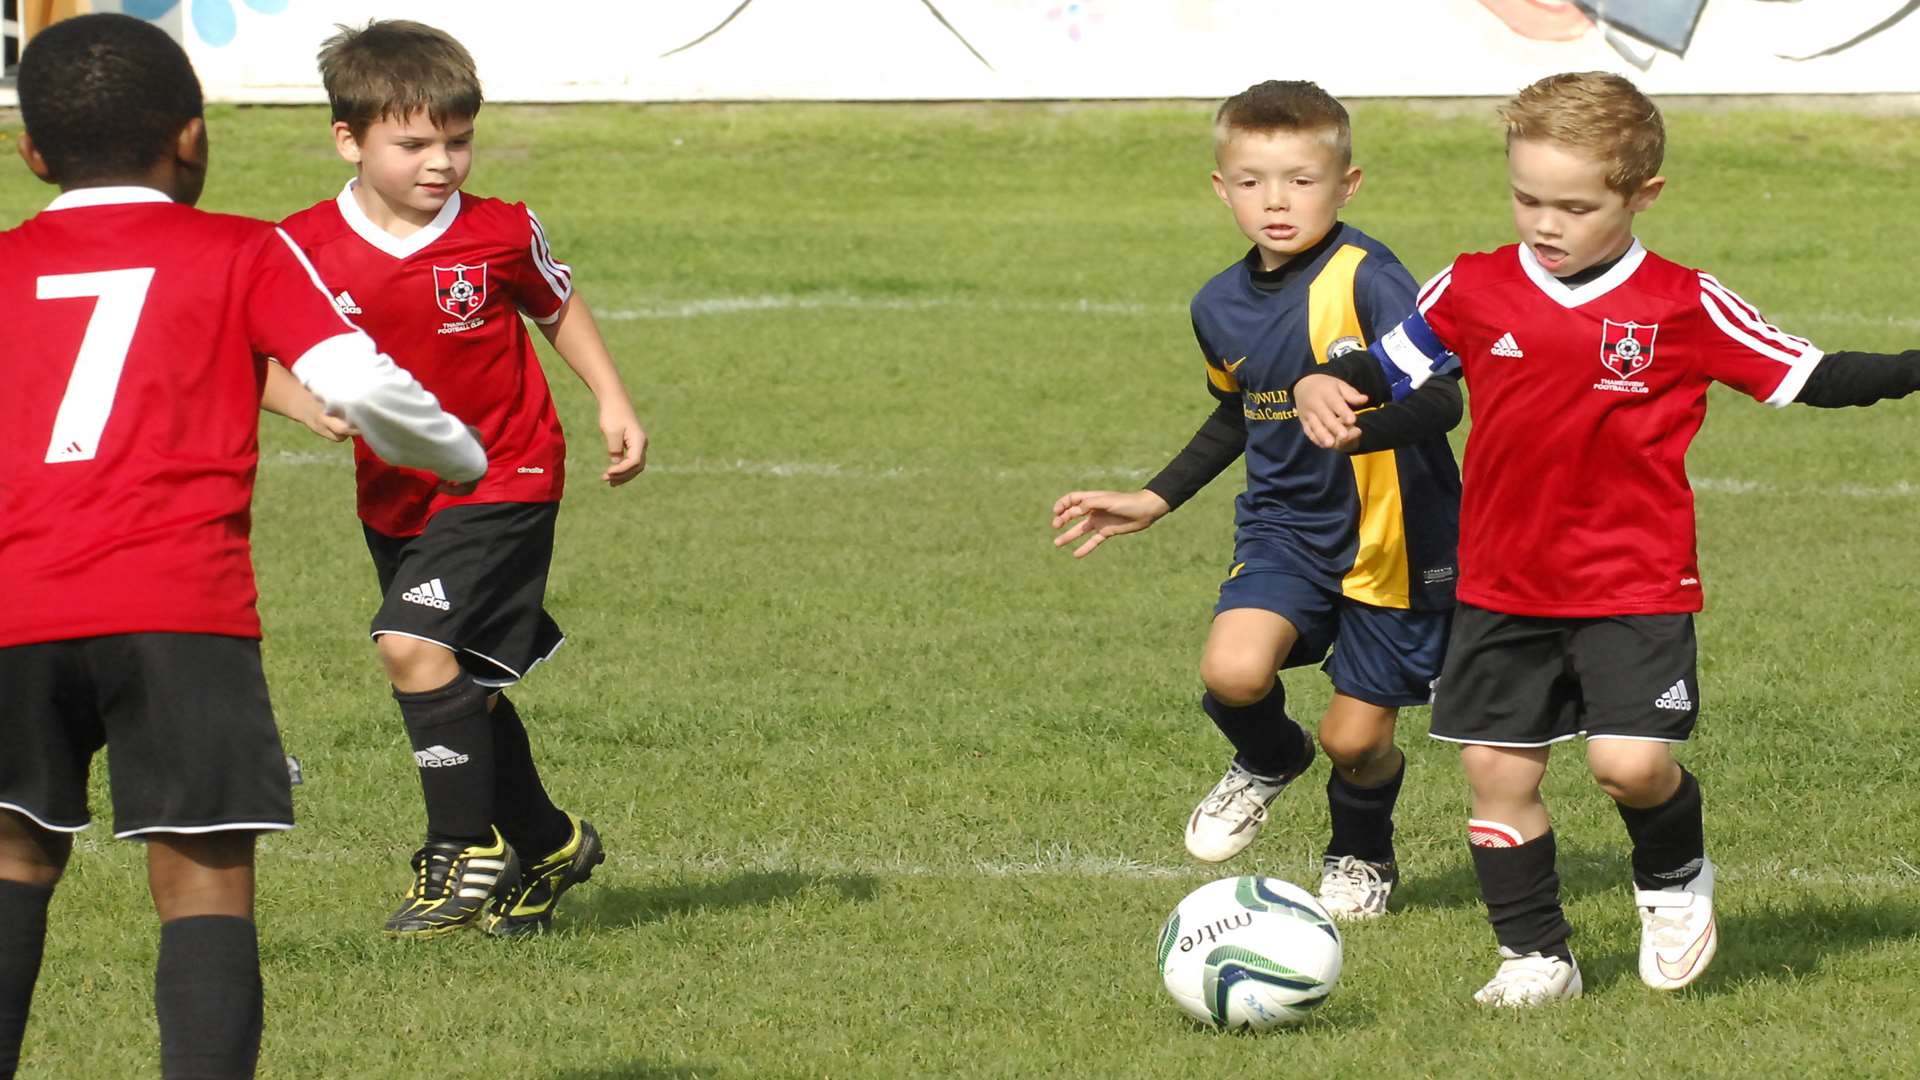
[1308,245,1411,609]
[1204,355,1243,395]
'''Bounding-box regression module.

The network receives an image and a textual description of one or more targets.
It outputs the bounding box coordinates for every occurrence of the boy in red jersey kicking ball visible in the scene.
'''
[1297,72,1920,1006]
[269,20,647,938]
[0,16,485,1076]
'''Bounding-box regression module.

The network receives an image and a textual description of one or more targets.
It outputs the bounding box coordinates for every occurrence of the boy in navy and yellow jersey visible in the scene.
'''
[1052,81,1462,918]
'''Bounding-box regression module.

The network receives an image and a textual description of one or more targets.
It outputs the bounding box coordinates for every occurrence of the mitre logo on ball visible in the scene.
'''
[1600,319,1658,380]
[434,262,489,320]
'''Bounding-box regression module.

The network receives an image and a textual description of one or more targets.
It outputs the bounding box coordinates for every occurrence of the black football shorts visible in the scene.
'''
[0,633,294,837]
[363,502,566,688]
[1429,603,1700,747]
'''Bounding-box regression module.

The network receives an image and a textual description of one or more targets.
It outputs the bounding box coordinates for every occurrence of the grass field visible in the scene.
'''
[3,98,1919,1078]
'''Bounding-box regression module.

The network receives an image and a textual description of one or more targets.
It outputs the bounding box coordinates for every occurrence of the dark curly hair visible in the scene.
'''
[17,13,204,185]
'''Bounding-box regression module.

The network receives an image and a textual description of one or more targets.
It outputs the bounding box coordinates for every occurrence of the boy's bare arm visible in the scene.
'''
[538,295,648,486]
[261,358,355,442]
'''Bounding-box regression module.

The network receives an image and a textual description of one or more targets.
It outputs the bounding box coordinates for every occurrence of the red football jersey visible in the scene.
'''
[0,187,362,646]
[1420,241,1822,616]
[279,184,572,537]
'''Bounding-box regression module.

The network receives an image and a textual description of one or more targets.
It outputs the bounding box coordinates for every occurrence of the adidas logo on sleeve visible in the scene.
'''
[1654,679,1693,711]
[401,578,452,611]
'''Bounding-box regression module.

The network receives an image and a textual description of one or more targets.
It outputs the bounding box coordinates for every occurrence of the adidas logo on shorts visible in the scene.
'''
[402,578,451,611]
[1654,679,1692,711]
[413,745,470,768]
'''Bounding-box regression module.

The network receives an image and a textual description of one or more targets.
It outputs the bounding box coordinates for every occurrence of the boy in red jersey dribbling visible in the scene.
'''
[270,19,647,938]
[1296,71,1920,1007]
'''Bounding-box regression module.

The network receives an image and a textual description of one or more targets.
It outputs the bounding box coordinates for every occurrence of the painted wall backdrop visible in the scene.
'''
[9,0,1920,102]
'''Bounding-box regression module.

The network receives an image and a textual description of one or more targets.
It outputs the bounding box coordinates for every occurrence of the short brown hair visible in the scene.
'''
[318,20,482,139]
[1500,72,1664,195]
[1213,80,1352,166]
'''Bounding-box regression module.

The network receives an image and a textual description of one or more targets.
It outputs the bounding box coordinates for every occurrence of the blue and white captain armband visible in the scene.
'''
[1374,316,1458,401]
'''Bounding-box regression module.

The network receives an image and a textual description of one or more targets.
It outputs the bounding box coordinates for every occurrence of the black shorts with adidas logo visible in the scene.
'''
[1428,603,1699,747]
[364,502,566,689]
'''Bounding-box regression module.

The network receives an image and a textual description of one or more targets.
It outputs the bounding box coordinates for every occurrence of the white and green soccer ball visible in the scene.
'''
[1156,875,1343,1031]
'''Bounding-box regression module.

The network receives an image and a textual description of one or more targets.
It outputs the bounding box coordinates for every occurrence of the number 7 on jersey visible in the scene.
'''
[38,268,156,464]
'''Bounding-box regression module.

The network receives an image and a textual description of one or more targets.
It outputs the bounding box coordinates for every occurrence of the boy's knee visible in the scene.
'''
[1592,759,1679,805]
[376,632,459,691]
[1318,726,1391,772]
[1200,656,1275,707]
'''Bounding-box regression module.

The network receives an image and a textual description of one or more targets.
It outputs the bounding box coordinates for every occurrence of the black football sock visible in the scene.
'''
[1616,768,1706,890]
[489,694,571,858]
[1469,826,1574,962]
[0,880,54,1077]
[1202,687,1312,780]
[395,672,496,845]
[155,915,261,1080]
[1325,751,1404,865]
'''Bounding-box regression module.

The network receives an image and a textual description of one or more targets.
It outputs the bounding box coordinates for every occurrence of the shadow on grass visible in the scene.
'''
[1579,891,1920,996]
[568,869,880,931]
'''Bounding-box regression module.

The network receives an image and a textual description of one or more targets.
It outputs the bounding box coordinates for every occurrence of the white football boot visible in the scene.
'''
[1635,856,1718,990]
[1317,855,1398,920]
[1473,947,1583,1007]
[1184,761,1296,862]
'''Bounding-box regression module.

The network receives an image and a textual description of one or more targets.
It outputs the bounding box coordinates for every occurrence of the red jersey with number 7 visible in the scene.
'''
[279,183,573,537]
[1406,241,1824,616]
[0,187,366,647]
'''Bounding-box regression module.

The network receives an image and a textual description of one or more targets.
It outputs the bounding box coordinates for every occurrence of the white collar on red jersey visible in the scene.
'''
[45,186,173,210]
[1517,237,1648,309]
[335,178,462,260]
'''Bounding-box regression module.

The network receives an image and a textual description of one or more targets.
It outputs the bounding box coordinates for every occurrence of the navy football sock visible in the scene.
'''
[395,672,495,845]
[489,694,571,858]
[0,880,54,1077]
[155,915,261,1080]
[1616,768,1706,890]
[1202,687,1311,780]
[1325,752,1404,865]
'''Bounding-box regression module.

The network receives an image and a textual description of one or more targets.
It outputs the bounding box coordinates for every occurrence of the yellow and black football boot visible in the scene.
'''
[383,828,521,937]
[483,814,605,937]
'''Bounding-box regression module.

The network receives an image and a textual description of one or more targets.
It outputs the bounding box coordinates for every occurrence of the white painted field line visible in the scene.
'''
[597,295,1181,321]
[597,297,1920,333]
[231,838,1918,890]
[265,451,1914,499]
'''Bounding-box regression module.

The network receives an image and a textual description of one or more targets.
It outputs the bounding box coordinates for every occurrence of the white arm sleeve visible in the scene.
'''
[287,331,487,483]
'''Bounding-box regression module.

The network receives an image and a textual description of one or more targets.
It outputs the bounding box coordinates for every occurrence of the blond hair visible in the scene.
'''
[1213,80,1352,167]
[318,20,481,139]
[1500,72,1664,195]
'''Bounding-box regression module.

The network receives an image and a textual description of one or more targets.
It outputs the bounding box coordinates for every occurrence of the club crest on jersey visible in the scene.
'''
[1600,319,1657,380]
[433,262,489,321]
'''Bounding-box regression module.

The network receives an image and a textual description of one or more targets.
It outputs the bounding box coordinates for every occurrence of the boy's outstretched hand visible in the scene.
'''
[1051,489,1171,558]
[600,402,649,486]
[1295,373,1370,450]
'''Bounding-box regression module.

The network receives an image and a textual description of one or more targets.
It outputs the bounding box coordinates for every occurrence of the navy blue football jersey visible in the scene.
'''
[1189,223,1460,611]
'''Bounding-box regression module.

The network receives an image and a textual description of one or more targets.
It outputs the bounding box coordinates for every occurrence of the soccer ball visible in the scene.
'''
[1156,876,1342,1031]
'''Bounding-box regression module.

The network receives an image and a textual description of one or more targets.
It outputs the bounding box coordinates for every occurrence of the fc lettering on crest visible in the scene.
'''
[1600,319,1658,380]
[433,262,489,320]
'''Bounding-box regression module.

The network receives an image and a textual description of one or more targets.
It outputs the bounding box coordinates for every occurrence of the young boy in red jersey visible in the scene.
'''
[0,15,485,1077]
[1296,71,1920,1005]
[1052,81,1462,919]
[269,19,645,939]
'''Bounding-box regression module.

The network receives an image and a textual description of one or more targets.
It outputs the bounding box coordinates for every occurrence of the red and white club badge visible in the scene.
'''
[433,262,489,320]
[1600,319,1658,380]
